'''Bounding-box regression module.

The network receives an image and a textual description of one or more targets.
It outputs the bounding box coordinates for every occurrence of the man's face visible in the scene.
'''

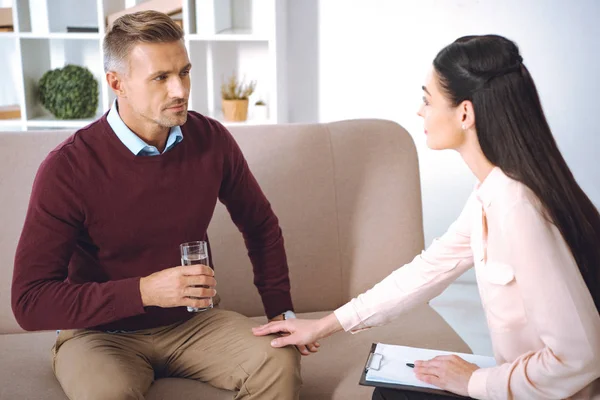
[120,40,191,128]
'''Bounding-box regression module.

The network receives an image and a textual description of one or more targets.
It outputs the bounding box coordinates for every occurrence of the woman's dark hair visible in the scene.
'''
[434,34,600,314]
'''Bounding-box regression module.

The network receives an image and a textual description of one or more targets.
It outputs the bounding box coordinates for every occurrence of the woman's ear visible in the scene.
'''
[458,100,475,131]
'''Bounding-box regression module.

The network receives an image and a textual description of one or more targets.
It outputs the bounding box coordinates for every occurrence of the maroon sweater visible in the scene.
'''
[11,112,293,332]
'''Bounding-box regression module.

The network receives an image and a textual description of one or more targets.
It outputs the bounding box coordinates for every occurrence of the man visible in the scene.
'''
[11,10,316,400]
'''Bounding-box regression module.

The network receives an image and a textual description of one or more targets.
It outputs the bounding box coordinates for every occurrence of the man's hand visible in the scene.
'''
[268,314,320,356]
[139,265,216,309]
[413,355,479,396]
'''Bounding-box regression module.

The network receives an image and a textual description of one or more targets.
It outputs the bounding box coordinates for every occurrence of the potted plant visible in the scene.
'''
[38,64,99,119]
[221,74,256,122]
[254,99,268,121]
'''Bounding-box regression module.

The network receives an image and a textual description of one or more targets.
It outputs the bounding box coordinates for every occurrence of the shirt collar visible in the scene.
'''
[107,100,183,156]
[474,166,505,208]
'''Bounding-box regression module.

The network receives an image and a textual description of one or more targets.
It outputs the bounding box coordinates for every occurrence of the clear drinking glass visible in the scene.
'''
[180,241,213,312]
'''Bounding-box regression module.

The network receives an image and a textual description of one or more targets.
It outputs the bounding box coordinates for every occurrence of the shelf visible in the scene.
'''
[0,0,286,131]
[0,119,23,128]
[19,38,103,123]
[23,113,272,129]
[221,118,275,127]
[26,113,103,128]
[209,111,273,127]
[48,0,99,35]
[188,30,269,42]
[19,32,101,40]
[209,41,270,119]
[193,0,274,36]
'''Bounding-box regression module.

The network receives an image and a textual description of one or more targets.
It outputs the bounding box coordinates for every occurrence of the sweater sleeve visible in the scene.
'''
[11,150,144,331]
[217,126,293,318]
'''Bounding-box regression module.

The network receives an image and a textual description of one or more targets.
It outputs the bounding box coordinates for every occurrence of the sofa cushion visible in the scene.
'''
[0,305,469,400]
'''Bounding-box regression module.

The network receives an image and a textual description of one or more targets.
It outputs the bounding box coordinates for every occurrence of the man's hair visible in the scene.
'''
[103,10,184,73]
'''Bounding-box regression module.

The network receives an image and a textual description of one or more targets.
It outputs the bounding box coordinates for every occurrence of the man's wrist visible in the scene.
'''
[268,310,295,322]
[282,310,296,320]
[139,277,150,307]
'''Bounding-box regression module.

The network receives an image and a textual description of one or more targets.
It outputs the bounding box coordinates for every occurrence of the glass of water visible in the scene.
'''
[180,241,213,312]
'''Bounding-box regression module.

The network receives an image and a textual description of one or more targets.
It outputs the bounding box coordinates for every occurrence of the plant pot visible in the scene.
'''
[222,99,249,122]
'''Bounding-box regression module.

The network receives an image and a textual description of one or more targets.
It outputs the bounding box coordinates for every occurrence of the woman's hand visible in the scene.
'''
[252,314,343,355]
[266,314,320,356]
[413,355,479,396]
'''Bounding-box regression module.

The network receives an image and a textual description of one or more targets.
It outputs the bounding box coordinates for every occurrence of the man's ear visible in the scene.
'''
[106,71,125,98]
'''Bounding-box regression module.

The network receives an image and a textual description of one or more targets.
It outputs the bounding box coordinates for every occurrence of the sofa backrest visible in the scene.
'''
[0,119,424,333]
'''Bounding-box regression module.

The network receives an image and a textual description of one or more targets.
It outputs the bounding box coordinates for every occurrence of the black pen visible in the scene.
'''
[406,363,415,368]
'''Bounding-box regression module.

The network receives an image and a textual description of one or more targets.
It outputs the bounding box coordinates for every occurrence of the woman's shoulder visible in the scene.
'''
[491,169,545,220]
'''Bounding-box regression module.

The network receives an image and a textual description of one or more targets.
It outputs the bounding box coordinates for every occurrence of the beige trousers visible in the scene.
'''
[52,309,301,400]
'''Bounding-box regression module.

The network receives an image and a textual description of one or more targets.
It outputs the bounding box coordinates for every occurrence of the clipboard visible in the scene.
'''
[358,343,469,398]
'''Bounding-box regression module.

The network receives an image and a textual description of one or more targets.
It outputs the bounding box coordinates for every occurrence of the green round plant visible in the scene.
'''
[38,64,99,119]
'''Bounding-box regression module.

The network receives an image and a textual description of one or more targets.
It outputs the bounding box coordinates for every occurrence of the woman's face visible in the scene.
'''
[417,68,466,150]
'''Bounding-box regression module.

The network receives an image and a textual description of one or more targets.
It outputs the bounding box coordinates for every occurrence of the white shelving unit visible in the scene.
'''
[0,0,287,131]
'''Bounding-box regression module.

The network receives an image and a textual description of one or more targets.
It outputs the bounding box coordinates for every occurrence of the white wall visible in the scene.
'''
[287,0,600,259]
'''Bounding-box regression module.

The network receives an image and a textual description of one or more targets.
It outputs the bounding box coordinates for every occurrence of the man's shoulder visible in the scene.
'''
[39,117,107,177]
[186,110,219,126]
[50,117,106,157]
[183,111,237,151]
[184,111,230,136]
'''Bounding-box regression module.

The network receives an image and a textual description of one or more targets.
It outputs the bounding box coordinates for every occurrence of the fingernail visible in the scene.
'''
[271,340,277,346]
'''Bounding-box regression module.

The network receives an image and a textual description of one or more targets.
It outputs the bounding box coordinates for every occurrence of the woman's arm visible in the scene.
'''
[334,192,478,333]
[254,192,479,345]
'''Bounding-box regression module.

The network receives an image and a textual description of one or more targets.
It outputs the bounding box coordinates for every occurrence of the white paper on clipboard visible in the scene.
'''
[365,343,496,390]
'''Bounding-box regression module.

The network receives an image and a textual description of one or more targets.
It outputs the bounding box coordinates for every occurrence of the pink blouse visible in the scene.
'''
[334,167,600,399]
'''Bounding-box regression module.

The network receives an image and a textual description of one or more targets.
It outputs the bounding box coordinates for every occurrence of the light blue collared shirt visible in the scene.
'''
[107,100,183,156]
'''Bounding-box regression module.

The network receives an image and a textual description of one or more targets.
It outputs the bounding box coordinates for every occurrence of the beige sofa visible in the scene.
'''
[0,119,470,399]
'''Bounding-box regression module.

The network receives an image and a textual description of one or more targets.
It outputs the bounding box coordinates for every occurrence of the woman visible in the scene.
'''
[253,34,600,399]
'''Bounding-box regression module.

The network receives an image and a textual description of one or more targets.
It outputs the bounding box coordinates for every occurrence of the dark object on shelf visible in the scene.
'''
[38,65,99,120]
[66,26,99,33]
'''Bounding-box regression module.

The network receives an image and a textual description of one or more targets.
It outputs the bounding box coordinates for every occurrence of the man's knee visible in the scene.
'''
[244,338,301,386]
[264,343,301,377]
[54,343,151,400]
[240,342,301,399]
